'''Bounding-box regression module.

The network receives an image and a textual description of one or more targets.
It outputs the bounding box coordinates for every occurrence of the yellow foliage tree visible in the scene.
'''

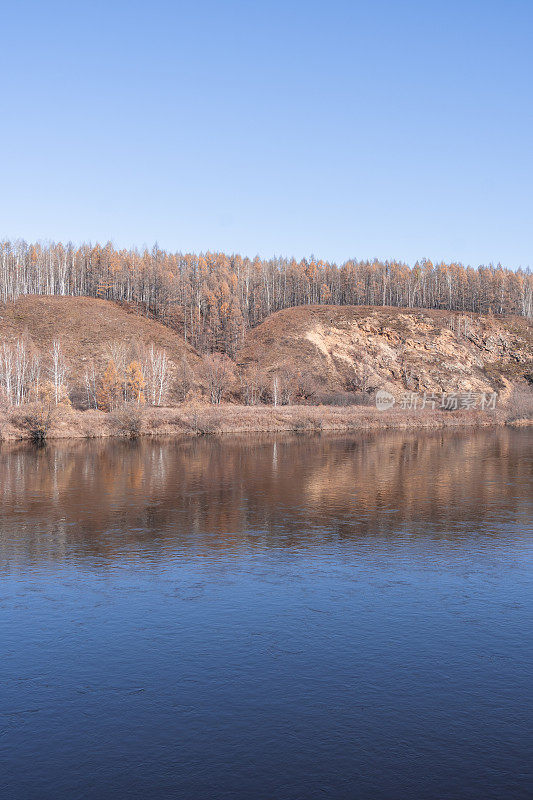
[97,359,122,411]
[37,380,71,408]
[126,361,145,404]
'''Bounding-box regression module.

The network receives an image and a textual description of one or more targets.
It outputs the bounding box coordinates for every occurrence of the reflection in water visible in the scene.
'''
[0,430,532,800]
[1,429,531,565]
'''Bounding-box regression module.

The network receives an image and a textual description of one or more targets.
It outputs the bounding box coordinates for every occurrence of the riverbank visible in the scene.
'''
[1,401,531,441]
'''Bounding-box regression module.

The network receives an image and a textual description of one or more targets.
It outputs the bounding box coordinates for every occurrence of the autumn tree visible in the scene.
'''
[240,364,267,405]
[140,345,170,405]
[97,359,122,411]
[125,361,145,404]
[0,238,530,364]
[175,357,193,402]
[201,354,234,404]
[270,368,294,405]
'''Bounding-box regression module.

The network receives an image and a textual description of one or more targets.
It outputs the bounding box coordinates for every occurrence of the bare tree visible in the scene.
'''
[141,345,170,406]
[13,340,29,405]
[175,357,193,402]
[51,340,68,404]
[272,368,293,405]
[27,353,41,401]
[240,364,267,405]
[84,361,98,409]
[0,342,14,404]
[272,374,279,407]
[0,339,40,406]
[201,354,233,404]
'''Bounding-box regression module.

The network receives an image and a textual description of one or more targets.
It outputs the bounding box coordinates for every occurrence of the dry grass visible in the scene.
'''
[0,400,526,442]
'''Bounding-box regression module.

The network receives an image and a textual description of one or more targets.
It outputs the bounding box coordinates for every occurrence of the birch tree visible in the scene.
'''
[51,340,68,404]
[141,345,170,405]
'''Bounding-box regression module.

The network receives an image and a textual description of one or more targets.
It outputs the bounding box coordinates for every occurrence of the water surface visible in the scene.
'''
[1,430,532,799]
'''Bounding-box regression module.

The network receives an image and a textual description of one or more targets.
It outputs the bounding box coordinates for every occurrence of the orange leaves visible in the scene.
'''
[320,283,332,303]
[97,359,122,411]
[96,359,146,408]
[125,360,145,405]
[1,239,531,355]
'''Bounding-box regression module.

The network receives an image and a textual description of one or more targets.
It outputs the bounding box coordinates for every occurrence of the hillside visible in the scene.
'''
[1,298,532,413]
[0,296,199,402]
[238,305,533,397]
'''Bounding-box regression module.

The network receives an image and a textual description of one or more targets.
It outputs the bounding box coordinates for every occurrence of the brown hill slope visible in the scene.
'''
[2,298,532,411]
[0,296,200,399]
[238,305,533,397]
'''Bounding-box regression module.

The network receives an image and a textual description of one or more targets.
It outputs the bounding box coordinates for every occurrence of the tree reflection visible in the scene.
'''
[0,430,531,566]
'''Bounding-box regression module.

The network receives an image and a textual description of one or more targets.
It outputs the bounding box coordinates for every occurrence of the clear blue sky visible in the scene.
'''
[1,0,531,267]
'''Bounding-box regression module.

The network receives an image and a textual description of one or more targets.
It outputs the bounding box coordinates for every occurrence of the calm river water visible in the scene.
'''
[1,429,532,799]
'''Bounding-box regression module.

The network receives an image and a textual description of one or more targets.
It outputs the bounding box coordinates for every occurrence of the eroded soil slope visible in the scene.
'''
[239,306,533,396]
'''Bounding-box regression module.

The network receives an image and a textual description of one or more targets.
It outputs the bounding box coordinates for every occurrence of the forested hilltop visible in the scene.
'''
[1,240,531,354]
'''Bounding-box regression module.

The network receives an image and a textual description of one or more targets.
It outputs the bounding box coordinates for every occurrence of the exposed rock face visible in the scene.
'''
[239,306,533,397]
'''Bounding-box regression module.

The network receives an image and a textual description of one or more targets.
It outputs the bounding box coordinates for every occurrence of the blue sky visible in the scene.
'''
[1,0,531,267]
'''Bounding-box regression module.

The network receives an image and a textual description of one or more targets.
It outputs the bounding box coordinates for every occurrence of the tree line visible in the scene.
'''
[0,336,322,412]
[1,240,531,354]
[0,338,172,410]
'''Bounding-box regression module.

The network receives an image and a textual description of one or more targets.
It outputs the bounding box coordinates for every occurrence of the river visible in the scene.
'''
[1,430,532,799]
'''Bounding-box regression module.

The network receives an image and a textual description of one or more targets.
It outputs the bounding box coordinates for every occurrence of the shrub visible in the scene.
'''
[344,367,376,393]
[291,370,319,403]
[315,391,373,406]
[195,419,218,435]
[291,415,322,433]
[21,403,53,443]
[110,403,143,439]
[201,354,234,404]
[506,387,533,423]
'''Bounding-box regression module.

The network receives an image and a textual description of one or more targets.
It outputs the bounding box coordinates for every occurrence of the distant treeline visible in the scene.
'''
[1,240,531,353]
